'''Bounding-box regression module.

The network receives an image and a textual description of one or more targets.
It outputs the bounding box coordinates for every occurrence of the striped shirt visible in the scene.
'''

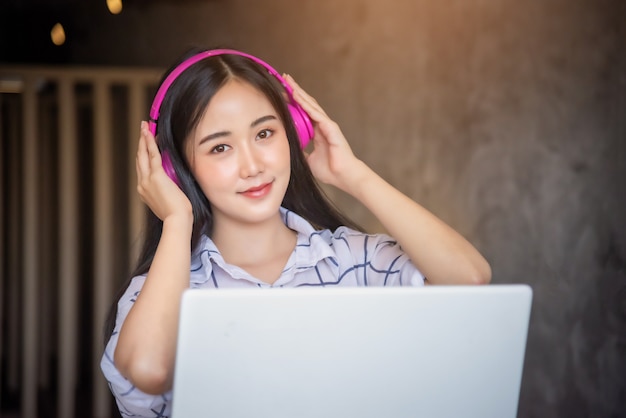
[101,207,424,417]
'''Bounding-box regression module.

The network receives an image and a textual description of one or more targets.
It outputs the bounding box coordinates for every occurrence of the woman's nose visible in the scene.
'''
[238,144,263,178]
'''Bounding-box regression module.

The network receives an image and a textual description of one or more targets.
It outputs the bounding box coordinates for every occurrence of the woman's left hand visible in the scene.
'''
[285,74,367,193]
[285,76,491,285]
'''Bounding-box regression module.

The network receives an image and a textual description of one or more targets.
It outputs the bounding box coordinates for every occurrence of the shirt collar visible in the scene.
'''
[189,207,337,285]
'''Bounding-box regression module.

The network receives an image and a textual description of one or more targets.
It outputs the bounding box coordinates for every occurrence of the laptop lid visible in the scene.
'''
[172,285,532,418]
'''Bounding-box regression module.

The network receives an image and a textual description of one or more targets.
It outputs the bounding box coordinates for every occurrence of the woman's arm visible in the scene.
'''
[287,75,491,285]
[114,122,194,394]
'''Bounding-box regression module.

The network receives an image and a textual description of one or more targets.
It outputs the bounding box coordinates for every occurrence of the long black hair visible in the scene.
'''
[104,48,361,341]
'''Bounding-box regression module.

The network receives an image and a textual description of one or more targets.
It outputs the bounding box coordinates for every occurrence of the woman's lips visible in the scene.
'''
[240,182,272,198]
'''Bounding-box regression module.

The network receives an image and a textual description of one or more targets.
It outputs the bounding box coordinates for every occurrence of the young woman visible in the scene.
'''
[101,48,491,417]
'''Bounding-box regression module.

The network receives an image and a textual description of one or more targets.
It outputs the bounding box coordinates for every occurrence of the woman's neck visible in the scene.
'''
[210,212,297,283]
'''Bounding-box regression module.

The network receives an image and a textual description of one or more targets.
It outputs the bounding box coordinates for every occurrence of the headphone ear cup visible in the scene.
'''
[288,103,314,148]
[161,150,180,186]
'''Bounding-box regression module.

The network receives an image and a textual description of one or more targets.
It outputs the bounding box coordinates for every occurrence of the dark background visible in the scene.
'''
[1,0,625,417]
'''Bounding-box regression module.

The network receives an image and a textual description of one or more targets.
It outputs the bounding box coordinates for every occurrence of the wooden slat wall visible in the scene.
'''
[0,66,160,418]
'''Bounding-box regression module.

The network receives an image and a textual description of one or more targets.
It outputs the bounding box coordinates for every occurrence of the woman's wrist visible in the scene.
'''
[162,212,194,235]
[337,159,375,200]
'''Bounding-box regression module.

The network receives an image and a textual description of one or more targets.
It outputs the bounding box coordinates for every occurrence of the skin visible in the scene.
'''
[188,80,296,282]
[114,75,492,395]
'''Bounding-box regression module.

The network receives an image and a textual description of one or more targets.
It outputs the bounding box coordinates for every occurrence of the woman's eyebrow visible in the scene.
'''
[251,115,277,128]
[197,115,278,146]
[198,130,230,146]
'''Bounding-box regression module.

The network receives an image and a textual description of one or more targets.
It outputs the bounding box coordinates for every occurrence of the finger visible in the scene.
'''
[136,122,151,178]
[135,157,142,185]
[143,124,163,171]
[285,74,327,116]
[292,90,329,125]
[284,75,345,147]
[285,73,315,103]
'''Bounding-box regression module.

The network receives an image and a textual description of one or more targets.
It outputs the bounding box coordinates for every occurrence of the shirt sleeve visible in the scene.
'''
[332,227,425,287]
[100,275,173,418]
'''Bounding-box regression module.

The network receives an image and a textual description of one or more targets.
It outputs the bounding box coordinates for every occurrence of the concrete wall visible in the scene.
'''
[69,0,626,416]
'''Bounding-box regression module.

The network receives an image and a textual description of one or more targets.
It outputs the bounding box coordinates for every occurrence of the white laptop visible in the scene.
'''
[172,285,532,418]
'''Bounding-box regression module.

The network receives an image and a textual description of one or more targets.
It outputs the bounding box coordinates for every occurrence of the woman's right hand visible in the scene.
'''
[117,123,194,394]
[136,121,193,221]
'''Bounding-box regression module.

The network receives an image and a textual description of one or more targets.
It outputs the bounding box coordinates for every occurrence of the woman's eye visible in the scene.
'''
[256,129,273,140]
[210,144,230,153]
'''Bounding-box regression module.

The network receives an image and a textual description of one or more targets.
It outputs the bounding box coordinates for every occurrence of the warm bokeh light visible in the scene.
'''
[107,0,123,14]
[50,23,66,46]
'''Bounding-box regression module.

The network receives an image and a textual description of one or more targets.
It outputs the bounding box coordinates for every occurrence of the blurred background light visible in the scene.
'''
[50,22,66,46]
[107,0,123,15]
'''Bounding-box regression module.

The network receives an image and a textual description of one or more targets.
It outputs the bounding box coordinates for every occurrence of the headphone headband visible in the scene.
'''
[149,49,299,136]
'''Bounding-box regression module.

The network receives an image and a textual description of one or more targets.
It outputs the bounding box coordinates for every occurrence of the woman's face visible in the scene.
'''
[186,79,291,227]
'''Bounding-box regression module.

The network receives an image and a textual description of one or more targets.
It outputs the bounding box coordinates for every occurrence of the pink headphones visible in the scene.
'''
[148,49,314,184]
